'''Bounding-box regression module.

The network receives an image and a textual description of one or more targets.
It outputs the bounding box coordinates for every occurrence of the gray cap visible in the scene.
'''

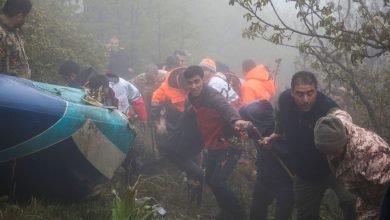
[314,115,348,154]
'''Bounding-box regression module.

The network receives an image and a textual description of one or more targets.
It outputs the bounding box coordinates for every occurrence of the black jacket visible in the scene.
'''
[277,90,338,181]
[239,100,292,187]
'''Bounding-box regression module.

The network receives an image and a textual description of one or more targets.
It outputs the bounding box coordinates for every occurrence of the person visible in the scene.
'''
[240,59,276,105]
[131,63,167,105]
[314,109,390,220]
[58,60,97,88]
[173,50,186,66]
[216,61,243,96]
[0,0,32,79]
[150,66,188,134]
[183,65,250,219]
[150,66,205,203]
[162,55,182,72]
[199,58,240,108]
[216,61,231,74]
[105,72,148,183]
[106,37,132,80]
[106,73,148,125]
[262,71,356,220]
[239,100,294,220]
[85,74,118,108]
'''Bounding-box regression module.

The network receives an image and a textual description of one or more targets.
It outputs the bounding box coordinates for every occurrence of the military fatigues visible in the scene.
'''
[330,109,390,220]
[131,70,166,105]
[0,21,30,79]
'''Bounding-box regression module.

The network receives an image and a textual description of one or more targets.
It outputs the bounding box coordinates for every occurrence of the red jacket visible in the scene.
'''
[188,85,240,150]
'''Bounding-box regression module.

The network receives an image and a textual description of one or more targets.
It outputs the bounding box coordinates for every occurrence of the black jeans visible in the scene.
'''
[294,174,356,220]
[205,148,245,219]
[250,179,294,220]
[380,183,390,220]
[250,145,294,220]
[168,152,204,204]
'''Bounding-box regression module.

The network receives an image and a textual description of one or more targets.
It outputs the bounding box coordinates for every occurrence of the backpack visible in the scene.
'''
[223,72,242,96]
[212,72,242,96]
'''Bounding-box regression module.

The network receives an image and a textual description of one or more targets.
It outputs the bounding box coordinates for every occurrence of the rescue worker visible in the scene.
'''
[58,60,97,88]
[183,65,250,220]
[314,109,390,220]
[86,74,118,108]
[262,71,356,220]
[150,66,187,137]
[106,73,148,183]
[106,37,133,80]
[199,58,240,108]
[0,0,32,79]
[131,63,167,106]
[162,55,181,72]
[240,59,276,105]
[173,50,186,66]
[150,65,205,204]
[106,73,148,125]
[239,100,294,220]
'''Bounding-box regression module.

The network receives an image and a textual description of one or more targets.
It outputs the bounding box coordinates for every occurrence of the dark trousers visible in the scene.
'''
[380,183,390,220]
[170,154,204,183]
[294,174,356,220]
[122,148,139,185]
[168,152,204,204]
[250,180,294,220]
[205,148,245,219]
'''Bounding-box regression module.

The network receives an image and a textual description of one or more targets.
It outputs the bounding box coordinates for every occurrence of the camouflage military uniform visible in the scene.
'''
[0,22,30,79]
[131,70,166,105]
[330,109,390,220]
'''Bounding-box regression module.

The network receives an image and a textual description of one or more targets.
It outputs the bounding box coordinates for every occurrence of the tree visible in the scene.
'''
[229,0,390,61]
[77,0,199,72]
[23,0,105,83]
[229,0,390,138]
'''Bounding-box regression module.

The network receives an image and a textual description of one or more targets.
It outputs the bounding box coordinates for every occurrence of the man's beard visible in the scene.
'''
[14,21,25,29]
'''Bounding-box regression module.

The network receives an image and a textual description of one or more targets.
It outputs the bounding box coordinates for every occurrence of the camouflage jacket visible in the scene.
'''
[131,70,166,105]
[0,21,30,79]
[330,109,390,220]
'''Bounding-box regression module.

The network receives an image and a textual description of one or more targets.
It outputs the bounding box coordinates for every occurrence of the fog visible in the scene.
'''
[68,0,299,88]
[164,0,299,89]
[183,0,298,88]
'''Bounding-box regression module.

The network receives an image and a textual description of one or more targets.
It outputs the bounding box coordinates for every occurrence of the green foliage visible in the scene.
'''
[230,0,390,63]
[76,0,199,73]
[16,0,285,84]
[24,1,105,83]
[231,0,390,137]
[0,196,112,220]
[112,181,165,220]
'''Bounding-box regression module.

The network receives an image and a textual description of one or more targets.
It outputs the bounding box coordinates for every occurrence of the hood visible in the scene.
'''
[167,67,187,89]
[245,65,270,81]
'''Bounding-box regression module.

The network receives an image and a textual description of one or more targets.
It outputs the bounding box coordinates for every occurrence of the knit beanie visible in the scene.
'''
[314,115,348,154]
[199,58,216,72]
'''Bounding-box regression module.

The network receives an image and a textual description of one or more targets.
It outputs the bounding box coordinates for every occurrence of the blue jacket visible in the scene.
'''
[277,89,338,181]
[239,100,292,187]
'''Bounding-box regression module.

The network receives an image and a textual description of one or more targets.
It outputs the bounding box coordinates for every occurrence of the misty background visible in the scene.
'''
[26,0,298,89]
[24,0,389,138]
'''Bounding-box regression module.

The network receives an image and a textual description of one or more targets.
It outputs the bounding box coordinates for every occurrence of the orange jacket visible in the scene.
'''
[240,65,276,105]
[151,67,187,112]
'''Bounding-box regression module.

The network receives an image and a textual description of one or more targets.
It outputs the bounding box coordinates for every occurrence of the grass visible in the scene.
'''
[112,178,162,220]
[0,127,345,220]
[0,195,112,220]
